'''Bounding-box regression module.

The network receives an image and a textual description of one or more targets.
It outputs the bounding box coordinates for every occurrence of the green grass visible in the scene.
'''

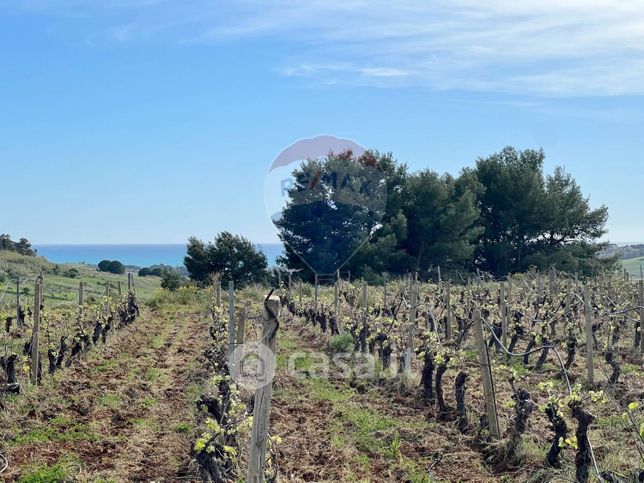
[17,454,80,483]
[129,417,159,431]
[0,251,162,310]
[596,414,630,431]
[151,334,167,349]
[173,422,192,434]
[18,462,69,483]
[93,359,117,374]
[340,406,398,452]
[97,393,122,409]
[329,333,355,353]
[140,396,158,408]
[144,367,164,382]
[305,378,356,403]
[14,421,97,445]
[620,256,644,278]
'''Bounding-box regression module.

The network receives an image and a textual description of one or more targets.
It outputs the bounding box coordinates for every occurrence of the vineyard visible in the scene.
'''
[0,267,642,482]
[196,271,643,483]
[0,268,215,480]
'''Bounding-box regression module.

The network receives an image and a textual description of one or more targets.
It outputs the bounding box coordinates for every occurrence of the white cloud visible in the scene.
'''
[5,0,644,96]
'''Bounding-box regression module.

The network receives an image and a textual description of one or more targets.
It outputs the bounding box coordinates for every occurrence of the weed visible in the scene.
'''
[173,422,192,434]
[19,463,68,483]
[98,393,122,409]
[329,334,354,353]
[305,378,355,403]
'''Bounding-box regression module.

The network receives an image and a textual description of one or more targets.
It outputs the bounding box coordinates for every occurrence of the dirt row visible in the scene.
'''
[265,306,643,483]
[269,317,501,483]
[0,306,211,481]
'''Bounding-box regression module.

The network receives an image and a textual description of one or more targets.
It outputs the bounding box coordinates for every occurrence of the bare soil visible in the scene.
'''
[0,307,211,482]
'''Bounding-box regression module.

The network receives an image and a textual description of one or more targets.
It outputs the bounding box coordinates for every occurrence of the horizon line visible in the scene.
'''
[33,242,284,246]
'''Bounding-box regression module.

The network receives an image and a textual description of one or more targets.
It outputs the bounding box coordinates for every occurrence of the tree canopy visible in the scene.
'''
[0,234,36,256]
[184,232,268,286]
[471,147,609,275]
[97,260,126,275]
[276,146,612,279]
[275,150,387,276]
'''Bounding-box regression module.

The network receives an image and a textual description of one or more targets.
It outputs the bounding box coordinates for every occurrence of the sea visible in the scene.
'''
[34,243,284,268]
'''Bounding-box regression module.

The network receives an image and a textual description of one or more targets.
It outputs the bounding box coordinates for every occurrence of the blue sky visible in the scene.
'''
[1,1,643,244]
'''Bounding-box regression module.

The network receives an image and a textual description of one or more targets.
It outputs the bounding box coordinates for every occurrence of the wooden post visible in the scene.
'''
[500,282,508,347]
[383,274,388,309]
[584,285,594,384]
[127,272,132,292]
[78,281,84,324]
[565,278,572,318]
[298,280,302,305]
[277,271,282,291]
[473,309,500,438]
[236,301,249,346]
[507,275,513,338]
[361,279,367,309]
[437,266,442,289]
[314,274,319,310]
[228,280,235,357]
[639,281,643,355]
[215,276,221,307]
[31,276,43,385]
[79,281,84,304]
[406,279,417,374]
[247,295,280,483]
[103,281,110,318]
[117,281,122,296]
[16,276,21,329]
[444,280,452,339]
[288,273,292,295]
[334,279,340,332]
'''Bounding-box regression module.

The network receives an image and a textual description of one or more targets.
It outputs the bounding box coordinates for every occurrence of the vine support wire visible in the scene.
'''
[479,315,605,482]
[639,280,644,355]
[16,276,20,329]
[0,453,7,475]
[584,285,594,384]
[30,275,43,385]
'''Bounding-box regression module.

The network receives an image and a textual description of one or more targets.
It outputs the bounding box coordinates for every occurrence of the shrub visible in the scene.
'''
[184,232,268,286]
[147,285,203,309]
[161,271,184,291]
[139,266,169,277]
[330,334,354,353]
[63,268,80,278]
[97,260,125,275]
[138,267,152,277]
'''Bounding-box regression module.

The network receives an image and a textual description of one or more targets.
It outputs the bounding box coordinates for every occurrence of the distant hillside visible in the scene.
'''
[0,234,37,257]
[0,250,54,279]
[0,251,162,307]
[620,256,644,278]
[599,243,644,260]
